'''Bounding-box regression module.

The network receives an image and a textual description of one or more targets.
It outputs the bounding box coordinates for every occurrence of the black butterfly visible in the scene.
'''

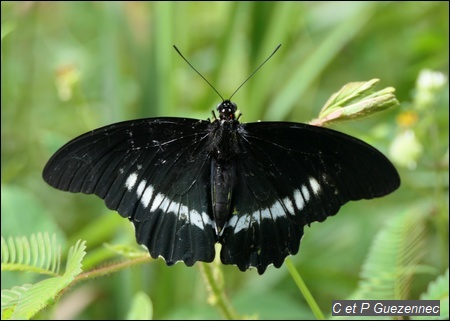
[43,46,400,274]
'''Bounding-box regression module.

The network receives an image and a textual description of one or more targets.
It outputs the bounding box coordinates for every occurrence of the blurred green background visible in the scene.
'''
[1,1,448,320]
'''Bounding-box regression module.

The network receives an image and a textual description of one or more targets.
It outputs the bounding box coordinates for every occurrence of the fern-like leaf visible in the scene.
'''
[1,285,33,320]
[1,239,86,320]
[1,233,61,276]
[351,209,427,300]
[411,269,449,320]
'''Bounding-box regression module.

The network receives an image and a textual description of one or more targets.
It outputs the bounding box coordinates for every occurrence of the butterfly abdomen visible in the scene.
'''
[211,159,236,234]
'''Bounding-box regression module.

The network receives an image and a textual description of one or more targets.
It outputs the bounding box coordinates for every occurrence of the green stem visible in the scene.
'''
[73,255,152,285]
[199,262,239,320]
[285,257,325,320]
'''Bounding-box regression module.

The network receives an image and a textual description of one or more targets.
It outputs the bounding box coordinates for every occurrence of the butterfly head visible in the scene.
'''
[217,100,237,121]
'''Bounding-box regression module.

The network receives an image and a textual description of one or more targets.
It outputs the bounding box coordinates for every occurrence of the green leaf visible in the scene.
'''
[64,240,86,278]
[8,240,86,320]
[126,291,153,320]
[1,233,61,276]
[351,209,428,300]
[412,269,449,320]
[310,79,400,126]
[1,285,32,320]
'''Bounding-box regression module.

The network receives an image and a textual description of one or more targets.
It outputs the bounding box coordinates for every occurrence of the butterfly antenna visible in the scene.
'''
[173,45,225,101]
[229,44,281,100]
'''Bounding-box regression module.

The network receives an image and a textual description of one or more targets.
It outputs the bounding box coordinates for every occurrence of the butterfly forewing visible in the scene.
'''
[219,122,400,274]
[43,118,217,265]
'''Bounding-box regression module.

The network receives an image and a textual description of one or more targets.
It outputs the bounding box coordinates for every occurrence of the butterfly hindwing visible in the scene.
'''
[220,122,400,274]
[43,118,217,265]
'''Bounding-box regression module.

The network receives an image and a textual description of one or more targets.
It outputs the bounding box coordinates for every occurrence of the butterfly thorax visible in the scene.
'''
[208,100,242,162]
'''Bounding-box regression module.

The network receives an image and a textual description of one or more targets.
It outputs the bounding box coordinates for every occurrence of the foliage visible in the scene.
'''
[1,1,448,320]
[411,269,449,320]
[312,79,399,126]
[2,233,61,276]
[1,234,86,319]
[125,291,153,320]
[352,209,428,301]
[414,269,449,320]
